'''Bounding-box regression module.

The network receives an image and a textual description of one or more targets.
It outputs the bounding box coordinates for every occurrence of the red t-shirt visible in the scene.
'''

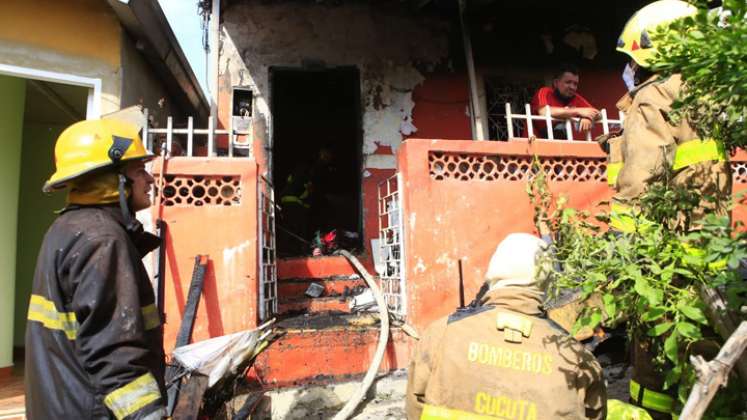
[522,87,594,139]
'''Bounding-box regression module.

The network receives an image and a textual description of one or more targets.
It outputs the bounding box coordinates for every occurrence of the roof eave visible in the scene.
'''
[107,0,210,122]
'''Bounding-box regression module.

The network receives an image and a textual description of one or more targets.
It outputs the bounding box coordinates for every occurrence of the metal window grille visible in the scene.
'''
[142,109,252,158]
[378,174,406,319]
[504,103,625,141]
[258,175,278,321]
[484,79,537,141]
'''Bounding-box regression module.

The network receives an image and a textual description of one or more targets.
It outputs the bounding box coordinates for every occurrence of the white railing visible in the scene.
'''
[378,173,406,319]
[504,103,625,141]
[258,175,278,321]
[142,109,252,158]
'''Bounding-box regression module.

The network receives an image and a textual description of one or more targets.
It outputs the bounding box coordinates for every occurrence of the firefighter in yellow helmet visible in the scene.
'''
[406,233,607,420]
[604,2,732,419]
[25,119,167,420]
[607,0,732,232]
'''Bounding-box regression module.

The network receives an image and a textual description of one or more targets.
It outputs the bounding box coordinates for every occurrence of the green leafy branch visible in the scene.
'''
[527,167,747,415]
[650,0,747,152]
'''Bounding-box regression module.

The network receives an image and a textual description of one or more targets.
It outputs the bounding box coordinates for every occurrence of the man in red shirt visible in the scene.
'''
[527,64,599,139]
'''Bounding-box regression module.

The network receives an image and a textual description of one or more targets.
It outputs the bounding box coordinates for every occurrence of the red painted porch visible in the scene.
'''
[153,140,747,388]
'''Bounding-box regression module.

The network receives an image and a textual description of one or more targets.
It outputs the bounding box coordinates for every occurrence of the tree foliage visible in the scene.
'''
[650,0,747,151]
[527,159,747,415]
[524,3,747,415]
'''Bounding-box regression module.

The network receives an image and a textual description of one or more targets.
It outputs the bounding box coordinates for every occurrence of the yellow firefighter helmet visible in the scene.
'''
[617,0,697,68]
[44,118,153,193]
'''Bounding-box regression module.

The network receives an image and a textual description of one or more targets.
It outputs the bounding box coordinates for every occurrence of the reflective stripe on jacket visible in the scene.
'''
[406,287,607,420]
[25,205,166,420]
[607,399,654,420]
[607,136,624,187]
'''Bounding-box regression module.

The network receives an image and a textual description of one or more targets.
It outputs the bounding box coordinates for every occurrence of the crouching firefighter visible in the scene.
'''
[25,119,166,419]
[406,233,607,420]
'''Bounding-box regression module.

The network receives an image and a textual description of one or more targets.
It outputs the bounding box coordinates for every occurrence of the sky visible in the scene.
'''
[157,0,210,98]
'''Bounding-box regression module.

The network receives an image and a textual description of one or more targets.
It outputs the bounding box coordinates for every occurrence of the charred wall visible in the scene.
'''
[218,1,454,174]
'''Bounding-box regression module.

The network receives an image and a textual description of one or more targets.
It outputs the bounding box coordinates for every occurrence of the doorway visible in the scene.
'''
[0,74,88,380]
[270,67,362,257]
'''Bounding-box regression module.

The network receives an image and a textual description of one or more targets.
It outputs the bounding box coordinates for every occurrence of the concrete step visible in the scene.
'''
[249,313,412,389]
[278,256,375,281]
[278,277,366,301]
[265,370,407,419]
[276,256,377,317]
[277,297,352,315]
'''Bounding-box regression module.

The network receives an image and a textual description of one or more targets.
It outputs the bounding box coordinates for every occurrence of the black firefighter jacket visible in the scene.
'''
[25,205,166,420]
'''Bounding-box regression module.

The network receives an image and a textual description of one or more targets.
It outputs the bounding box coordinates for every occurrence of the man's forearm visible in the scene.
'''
[541,106,598,120]
[546,106,576,119]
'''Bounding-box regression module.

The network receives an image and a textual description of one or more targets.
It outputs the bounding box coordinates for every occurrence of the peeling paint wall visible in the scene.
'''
[219,1,453,256]
[219,1,451,172]
[360,65,425,156]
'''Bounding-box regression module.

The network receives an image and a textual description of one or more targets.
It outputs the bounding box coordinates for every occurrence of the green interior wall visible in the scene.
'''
[13,123,67,346]
[0,75,25,368]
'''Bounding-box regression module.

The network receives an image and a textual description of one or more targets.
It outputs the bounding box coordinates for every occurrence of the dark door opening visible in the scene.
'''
[271,67,362,257]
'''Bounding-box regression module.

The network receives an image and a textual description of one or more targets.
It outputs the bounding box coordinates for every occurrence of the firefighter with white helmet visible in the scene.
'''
[25,119,167,419]
[406,233,607,420]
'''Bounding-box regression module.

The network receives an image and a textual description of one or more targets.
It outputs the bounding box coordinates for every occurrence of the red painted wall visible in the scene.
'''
[397,140,747,333]
[151,158,261,352]
[397,139,612,332]
[410,73,472,140]
[362,167,395,258]
[578,67,627,116]
[410,69,626,143]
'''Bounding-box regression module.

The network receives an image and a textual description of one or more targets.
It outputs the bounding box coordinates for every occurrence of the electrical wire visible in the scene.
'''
[198,0,212,98]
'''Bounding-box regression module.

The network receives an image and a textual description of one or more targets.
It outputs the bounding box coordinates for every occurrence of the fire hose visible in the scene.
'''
[333,250,390,420]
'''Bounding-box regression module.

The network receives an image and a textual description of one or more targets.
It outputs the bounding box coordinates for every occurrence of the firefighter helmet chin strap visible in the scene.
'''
[117,173,140,232]
[110,136,140,233]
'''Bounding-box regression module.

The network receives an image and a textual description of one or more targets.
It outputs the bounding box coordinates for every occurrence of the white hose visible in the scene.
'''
[333,250,390,420]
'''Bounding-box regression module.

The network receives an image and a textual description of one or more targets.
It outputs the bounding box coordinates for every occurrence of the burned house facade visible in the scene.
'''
[214,0,651,259]
[150,0,747,387]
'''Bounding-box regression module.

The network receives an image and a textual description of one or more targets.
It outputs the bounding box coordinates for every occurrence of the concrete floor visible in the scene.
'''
[0,349,630,420]
[224,370,408,420]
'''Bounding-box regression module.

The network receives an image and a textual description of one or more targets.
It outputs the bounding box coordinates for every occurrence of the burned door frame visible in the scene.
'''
[268,66,365,251]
